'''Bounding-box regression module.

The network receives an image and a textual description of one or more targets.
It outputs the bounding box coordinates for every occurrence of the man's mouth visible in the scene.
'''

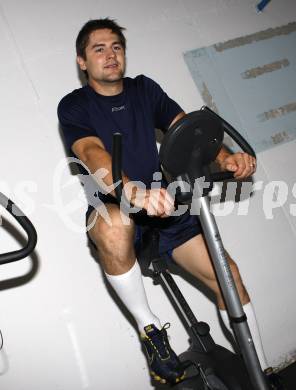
[105,63,119,69]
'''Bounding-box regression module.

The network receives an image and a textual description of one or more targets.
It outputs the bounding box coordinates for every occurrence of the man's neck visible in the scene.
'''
[88,78,123,96]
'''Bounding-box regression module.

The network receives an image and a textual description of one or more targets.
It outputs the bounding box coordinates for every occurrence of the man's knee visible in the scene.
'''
[88,204,135,251]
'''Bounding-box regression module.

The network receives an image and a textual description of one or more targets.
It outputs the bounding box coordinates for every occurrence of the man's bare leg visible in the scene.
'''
[172,234,249,309]
[88,203,161,330]
[172,234,268,370]
[87,203,185,384]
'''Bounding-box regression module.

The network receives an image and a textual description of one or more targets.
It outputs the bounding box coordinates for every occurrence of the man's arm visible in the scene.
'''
[72,136,174,217]
[168,111,186,128]
[72,136,130,192]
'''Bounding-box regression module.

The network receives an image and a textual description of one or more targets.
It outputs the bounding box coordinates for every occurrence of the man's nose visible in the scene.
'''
[106,47,116,58]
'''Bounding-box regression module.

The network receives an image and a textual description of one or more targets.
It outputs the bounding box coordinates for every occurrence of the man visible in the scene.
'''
[58,18,283,388]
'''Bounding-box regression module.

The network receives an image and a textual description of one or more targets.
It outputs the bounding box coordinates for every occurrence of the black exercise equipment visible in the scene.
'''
[0,192,37,264]
[0,192,37,347]
[112,106,270,390]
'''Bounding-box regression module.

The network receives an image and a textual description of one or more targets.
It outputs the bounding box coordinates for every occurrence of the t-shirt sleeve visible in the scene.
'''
[57,93,97,152]
[143,76,183,131]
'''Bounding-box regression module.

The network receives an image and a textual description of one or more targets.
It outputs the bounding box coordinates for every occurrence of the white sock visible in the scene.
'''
[105,260,161,333]
[219,302,268,370]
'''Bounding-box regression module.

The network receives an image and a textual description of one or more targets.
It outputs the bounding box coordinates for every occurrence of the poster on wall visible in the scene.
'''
[184,22,296,153]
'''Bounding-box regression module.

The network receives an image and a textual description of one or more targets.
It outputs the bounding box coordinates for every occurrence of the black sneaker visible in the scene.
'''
[264,367,286,390]
[141,323,186,385]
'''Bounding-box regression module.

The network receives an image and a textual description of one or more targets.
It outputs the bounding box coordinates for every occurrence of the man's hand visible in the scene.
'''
[124,183,175,217]
[219,152,256,179]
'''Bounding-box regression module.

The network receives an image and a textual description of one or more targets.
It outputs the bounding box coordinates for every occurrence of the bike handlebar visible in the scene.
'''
[112,133,124,204]
[112,107,257,205]
[201,106,256,182]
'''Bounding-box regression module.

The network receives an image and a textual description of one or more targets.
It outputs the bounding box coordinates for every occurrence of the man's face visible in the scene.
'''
[77,28,126,84]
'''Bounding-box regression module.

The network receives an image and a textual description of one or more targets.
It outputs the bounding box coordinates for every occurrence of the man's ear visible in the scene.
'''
[77,56,87,71]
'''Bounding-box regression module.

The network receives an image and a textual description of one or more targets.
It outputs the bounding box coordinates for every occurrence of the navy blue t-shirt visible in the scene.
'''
[57,75,183,206]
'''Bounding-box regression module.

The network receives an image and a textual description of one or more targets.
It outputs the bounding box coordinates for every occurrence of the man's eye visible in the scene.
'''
[95,47,104,53]
[114,45,122,51]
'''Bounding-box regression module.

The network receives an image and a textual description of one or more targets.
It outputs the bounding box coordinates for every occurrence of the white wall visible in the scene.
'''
[0,1,296,389]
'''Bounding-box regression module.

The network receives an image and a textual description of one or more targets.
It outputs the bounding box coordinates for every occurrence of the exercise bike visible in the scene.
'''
[0,192,37,266]
[0,191,37,360]
[112,106,271,390]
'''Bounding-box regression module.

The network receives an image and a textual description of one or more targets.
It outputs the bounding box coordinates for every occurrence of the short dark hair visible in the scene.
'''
[76,18,126,59]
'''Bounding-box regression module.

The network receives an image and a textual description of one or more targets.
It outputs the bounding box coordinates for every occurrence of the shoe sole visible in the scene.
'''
[150,370,186,385]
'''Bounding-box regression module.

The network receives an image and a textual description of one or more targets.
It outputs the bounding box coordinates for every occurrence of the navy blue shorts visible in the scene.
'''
[86,198,202,261]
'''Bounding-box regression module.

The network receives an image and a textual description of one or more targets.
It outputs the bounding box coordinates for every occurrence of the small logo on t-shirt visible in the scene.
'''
[112,105,125,112]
